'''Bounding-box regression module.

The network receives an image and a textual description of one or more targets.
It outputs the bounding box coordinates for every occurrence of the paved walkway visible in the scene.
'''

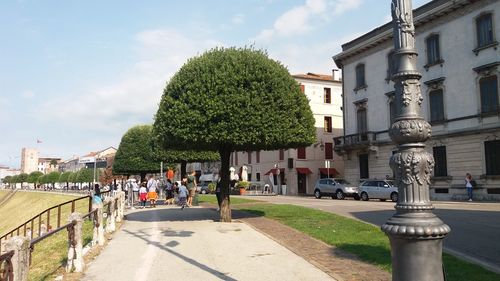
[81,205,336,281]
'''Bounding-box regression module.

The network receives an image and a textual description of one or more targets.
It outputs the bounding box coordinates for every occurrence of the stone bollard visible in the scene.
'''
[66,212,84,273]
[116,191,125,222]
[5,236,30,281]
[105,197,116,233]
[92,206,105,247]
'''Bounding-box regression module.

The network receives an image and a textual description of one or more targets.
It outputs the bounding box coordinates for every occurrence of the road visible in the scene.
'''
[249,195,500,274]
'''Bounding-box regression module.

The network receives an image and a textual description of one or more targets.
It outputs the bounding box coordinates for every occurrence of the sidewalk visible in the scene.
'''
[80,205,336,281]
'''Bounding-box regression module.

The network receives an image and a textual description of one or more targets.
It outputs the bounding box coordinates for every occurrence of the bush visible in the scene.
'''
[235,181,250,190]
[208,183,216,193]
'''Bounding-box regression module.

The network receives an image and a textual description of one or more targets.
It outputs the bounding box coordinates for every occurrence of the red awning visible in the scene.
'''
[319,168,339,176]
[264,168,285,175]
[296,168,313,174]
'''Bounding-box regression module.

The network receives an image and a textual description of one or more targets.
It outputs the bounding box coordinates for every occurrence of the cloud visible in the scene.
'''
[21,90,35,99]
[254,0,362,42]
[231,14,245,25]
[36,28,221,152]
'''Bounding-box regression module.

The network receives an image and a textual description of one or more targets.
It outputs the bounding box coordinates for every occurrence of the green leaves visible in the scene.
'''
[153,46,316,152]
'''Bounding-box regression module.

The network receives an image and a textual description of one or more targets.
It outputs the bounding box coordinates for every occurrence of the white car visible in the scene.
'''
[358,180,398,202]
[313,178,359,200]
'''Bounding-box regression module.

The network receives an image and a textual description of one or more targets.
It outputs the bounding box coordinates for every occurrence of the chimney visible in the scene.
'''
[332,69,341,81]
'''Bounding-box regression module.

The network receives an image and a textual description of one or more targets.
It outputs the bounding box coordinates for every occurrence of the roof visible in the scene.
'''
[333,0,474,67]
[292,73,338,83]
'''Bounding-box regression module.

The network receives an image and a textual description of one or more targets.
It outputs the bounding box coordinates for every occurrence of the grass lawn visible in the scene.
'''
[198,194,259,205]
[0,191,88,236]
[239,204,500,281]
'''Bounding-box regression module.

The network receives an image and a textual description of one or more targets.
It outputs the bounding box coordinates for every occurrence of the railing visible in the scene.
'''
[333,132,378,150]
[0,250,14,281]
[0,190,111,254]
[0,190,124,280]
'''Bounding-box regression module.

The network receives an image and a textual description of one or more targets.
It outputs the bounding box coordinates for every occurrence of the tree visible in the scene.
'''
[153,47,315,221]
[113,125,218,182]
[76,168,93,189]
[28,171,44,188]
[3,176,12,188]
[17,173,29,188]
[47,171,61,189]
[59,171,72,190]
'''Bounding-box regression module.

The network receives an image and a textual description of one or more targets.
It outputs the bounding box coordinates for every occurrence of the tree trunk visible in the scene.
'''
[180,160,187,179]
[219,147,232,222]
[140,172,146,184]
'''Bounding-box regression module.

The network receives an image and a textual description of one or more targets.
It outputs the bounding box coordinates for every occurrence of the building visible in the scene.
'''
[333,0,499,200]
[230,72,344,195]
[79,147,117,170]
[0,166,21,181]
[58,156,85,173]
[20,148,39,174]
[37,157,62,174]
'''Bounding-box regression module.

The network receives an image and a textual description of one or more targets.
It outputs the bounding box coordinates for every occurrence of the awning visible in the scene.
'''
[296,168,313,174]
[265,168,285,175]
[319,168,339,176]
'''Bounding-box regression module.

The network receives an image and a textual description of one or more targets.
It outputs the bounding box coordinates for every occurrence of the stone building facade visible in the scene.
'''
[333,0,499,200]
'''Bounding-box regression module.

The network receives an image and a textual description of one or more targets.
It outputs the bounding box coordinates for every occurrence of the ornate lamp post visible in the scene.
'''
[382,1,451,280]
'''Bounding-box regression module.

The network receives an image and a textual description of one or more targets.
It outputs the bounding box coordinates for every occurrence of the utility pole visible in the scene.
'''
[382,1,450,280]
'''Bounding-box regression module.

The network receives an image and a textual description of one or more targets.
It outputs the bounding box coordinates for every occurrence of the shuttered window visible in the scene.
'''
[476,13,494,48]
[359,154,369,179]
[433,146,448,177]
[325,142,333,160]
[297,147,306,159]
[429,89,445,122]
[485,140,500,175]
[480,75,498,114]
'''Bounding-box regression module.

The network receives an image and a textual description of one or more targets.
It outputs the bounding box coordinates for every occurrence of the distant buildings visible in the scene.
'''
[229,72,344,195]
[333,0,499,200]
[20,148,38,174]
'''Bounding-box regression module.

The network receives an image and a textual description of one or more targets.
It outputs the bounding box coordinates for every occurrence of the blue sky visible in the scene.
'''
[0,0,431,168]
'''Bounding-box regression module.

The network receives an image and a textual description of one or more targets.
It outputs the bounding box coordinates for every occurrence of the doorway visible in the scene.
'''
[298,173,307,194]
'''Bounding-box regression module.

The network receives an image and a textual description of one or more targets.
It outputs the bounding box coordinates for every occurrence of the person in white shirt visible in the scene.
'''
[147,175,158,207]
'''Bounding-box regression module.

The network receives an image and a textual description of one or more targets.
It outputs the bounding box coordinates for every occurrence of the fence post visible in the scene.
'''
[65,212,84,273]
[115,191,125,223]
[92,206,105,247]
[105,197,116,233]
[5,236,30,281]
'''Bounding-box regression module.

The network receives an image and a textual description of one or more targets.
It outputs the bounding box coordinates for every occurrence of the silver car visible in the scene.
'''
[358,180,398,202]
[313,178,360,200]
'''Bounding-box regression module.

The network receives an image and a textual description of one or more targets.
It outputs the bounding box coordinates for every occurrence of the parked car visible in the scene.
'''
[313,178,359,200]
[197,181,211,194]
[358,179,398,202]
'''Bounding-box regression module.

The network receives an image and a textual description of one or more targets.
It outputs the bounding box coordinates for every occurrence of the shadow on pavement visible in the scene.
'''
[122,228,237,281]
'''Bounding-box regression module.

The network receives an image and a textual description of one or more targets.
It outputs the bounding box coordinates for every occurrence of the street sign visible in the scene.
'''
[79,157,95,164]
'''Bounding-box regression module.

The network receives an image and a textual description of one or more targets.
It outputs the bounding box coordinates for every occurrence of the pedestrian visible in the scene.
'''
[92,184,103,207]
[215,173,223,212]
[178,181,188,210]
[186,171,197,207]
[139,182,148,208]
[465,173,474,201]
[165,179,174,205]
[147,175,158,207]
[132,179,139,205]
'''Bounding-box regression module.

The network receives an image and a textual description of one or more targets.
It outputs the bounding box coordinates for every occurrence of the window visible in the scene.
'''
[324,116,332,133]
[389,99,397,125]
[357,108,367,140]
[433,146,448,177]
[235,152,238,166]
[247,151,252,164]
[324,142,333,159]
[324,88,331,103]
[300,84,305,93]
[480,75,499,114]
[355,64,366,89]
[429,89,445,122]
[279,150,284,161]
[256,173,261,181]
[359,154,369,179]
[485,140,500,175]
[426,34,441,66]
[297,147,306,159]
[387,51,396,80]
[476,13,494,48]
[256,151,260,163]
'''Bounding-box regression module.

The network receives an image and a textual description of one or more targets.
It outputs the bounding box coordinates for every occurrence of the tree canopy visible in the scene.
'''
[153,47,315,152]
[153,47,315,221]
[28,171,44,185]
[113,124,219,180]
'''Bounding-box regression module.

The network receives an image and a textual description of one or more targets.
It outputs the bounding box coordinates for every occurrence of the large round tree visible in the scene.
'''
[153,47,315,222]
[113,124,218,183]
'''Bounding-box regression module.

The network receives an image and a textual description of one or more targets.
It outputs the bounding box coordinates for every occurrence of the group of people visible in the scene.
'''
[122,171,199,210]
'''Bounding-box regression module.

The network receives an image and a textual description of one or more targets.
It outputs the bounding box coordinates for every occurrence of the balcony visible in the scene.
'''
[333,132,378,155]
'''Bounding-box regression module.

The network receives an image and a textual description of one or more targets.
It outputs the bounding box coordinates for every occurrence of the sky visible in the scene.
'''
[0,0,431,169]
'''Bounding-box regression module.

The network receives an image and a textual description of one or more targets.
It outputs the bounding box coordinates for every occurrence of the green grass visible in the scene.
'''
[198,194,259,205]
[240,204,500,281]
[28,220,94,281]
[0,191,89,236]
